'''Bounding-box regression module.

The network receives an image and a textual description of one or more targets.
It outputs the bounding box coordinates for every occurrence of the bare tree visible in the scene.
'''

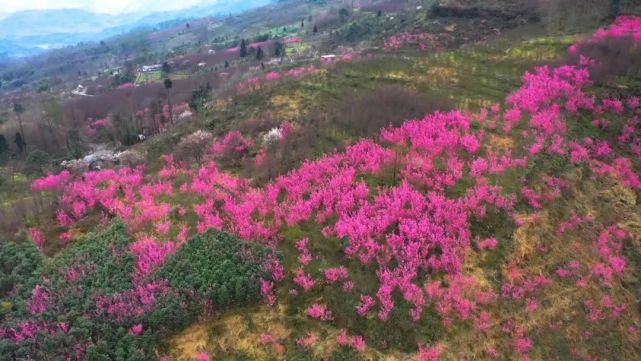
[537,0,609,30]
[40,96,63,148]
[175,130,214,166]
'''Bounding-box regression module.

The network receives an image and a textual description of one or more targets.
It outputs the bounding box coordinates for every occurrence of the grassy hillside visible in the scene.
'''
[2,1,641,360]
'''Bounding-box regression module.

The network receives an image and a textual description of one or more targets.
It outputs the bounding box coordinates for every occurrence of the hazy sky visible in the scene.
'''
[0,0,208,14]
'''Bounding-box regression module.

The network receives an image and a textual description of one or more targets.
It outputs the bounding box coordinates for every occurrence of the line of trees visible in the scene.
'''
[536,0,633,30]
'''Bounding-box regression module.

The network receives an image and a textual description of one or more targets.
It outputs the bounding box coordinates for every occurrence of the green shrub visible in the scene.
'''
[0,237,42,304]
[0,223,277,360]
[157,230,278,309]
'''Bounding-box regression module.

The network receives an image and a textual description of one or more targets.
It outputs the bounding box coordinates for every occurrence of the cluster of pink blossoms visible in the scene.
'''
[25,16,641,360]
[236,64,321,94]
[27,285,50,314]
[590,16,641,42]
[1,321,68,343]
[323,266,349,284]
[225,39,274,55]
[307,303,333,321]
[212,130,254,157]
[163,102,190,119]
[296,332,318,348]
[264,71,281,82]
[94,281,172,323]
[196,352,210,361]
[30,170,72,192]
[293,269,315,292]
[129,235,177,279]
[384,32,438,51]
[27,227,46,250]
[117,82,136,90]
[285,64,318,78]
[128,323,143,335]
[418,343,443,361]
[336,329,366,351]
[260,279,276,306]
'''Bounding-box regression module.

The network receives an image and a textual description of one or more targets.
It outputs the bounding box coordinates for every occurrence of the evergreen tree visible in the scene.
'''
[240,39,248,58]
[14,132,25,155]
[339,8,350,22]
[164,78,174,124]
[162,61,171,74]
[12,102,26,153]
[190,85,212,111]
[234,278,247,302]
[0,237,42,298]
[217,284,230,306]
[256,46,265,60]
[274,41,285,57]
[66,129,82,158]
[609,0,621,19]
[0,134,8,163]
[25,149,51,175]
[0,134,8,154]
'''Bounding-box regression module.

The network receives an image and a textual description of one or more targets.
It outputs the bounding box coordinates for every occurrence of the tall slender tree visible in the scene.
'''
[12,102,26,153]
[14,132,26,155]
[162,61,171,75]
[256,46,265,60]
[65,130,82,158]
[609,0,621,19]
[240,39,248,58]
[0,134,8,161]
[274,41,285,57]
[164,78,174,125]
[41,97,62,147]
[339,8,350,22]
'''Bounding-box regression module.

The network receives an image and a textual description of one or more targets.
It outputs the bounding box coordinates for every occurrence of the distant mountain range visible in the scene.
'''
[0,0,273,58]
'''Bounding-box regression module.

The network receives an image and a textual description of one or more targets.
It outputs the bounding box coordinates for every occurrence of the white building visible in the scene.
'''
[139,64,163,73]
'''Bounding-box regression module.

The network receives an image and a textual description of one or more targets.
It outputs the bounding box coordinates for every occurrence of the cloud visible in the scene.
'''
[0,0,208,15]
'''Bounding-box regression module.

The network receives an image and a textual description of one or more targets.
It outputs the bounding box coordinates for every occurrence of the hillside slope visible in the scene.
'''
[1,14,641,361]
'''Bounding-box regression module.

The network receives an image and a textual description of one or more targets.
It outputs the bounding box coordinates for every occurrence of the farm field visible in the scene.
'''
[136,71,163,84]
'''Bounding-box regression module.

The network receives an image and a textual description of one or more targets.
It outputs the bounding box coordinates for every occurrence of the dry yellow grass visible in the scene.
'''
[169,305,291,360]
[484,134,514,153]
[166,169,641,360]
[270,93,305,120]
[437,170,641,360]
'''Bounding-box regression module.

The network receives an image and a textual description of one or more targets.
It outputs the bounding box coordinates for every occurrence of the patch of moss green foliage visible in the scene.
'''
[0,236,43,313]
[157,231,278,309]
[0,222,277,361]
[51,221,135,294]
